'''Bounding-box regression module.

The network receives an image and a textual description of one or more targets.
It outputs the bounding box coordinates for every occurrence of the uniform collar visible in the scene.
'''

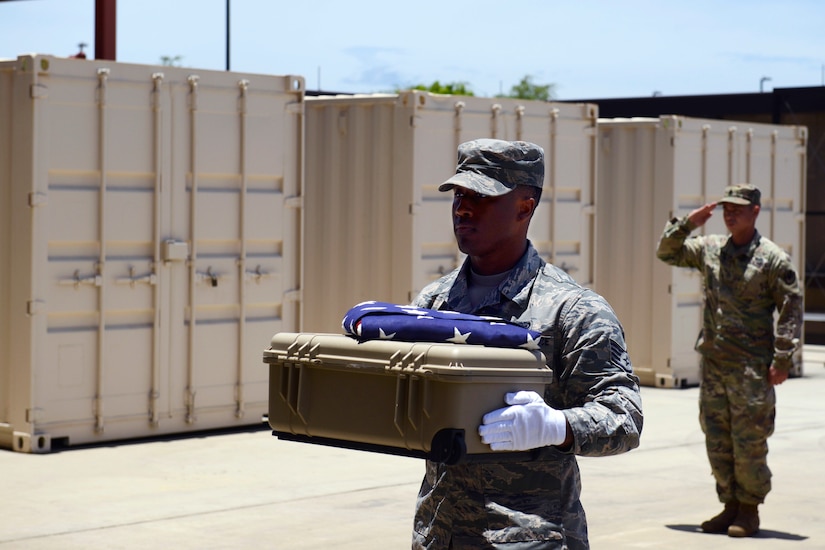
[723,229,762,257]
[445,241,545,311]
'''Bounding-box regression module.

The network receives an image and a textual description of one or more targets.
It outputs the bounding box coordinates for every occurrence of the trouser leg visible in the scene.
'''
[728,362,774,504]
[699,358,735,503]
[699,356,774,504]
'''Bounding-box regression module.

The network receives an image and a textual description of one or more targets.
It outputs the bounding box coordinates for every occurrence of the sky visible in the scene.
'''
[1,0,824,100]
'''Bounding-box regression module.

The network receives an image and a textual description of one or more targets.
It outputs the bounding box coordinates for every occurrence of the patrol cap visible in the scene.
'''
[718,183,761,206]
[438,139,545,196]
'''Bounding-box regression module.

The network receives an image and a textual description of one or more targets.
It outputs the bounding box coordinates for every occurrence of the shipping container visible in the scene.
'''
[595,116,807,387]
[0,54,304,452]
[302,92,598,333]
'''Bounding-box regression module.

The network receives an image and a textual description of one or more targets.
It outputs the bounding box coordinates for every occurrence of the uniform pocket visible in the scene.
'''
[480,523,567,549]
[482,501,567,548]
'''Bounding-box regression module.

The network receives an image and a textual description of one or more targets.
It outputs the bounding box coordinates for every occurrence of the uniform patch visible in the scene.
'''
[610,339,632,372]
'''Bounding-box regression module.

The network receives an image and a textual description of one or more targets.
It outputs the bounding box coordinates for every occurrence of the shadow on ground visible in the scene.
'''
[666,524,808,541]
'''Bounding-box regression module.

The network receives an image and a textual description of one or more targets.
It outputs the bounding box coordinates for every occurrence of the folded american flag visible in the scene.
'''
[342,301,541,350]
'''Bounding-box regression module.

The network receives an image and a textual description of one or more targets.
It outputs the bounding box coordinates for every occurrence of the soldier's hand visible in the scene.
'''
[478,391,568,451]
[687,202,718,228]
[769,365,789,386]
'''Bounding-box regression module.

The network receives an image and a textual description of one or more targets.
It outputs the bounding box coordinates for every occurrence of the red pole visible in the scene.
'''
[95,0,116,60]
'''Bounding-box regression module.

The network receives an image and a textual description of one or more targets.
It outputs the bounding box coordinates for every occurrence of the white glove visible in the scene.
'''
[478,391,568,451]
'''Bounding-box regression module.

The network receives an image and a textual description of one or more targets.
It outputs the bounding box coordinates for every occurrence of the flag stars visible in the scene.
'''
[446,327,472,344]
[520,333,541,350]
[378,328,397,340]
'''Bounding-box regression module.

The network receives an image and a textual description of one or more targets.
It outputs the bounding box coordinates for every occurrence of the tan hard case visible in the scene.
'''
[264,332,553,464]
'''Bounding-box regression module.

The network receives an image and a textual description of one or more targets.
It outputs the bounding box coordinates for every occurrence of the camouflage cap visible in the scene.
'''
[718,183,761,206]
[438,139,545,196]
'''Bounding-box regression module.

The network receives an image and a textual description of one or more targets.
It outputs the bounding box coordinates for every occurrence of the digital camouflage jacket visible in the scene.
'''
[410,243,643,550]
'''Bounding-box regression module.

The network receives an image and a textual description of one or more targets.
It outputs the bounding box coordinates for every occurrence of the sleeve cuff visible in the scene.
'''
[772,356,793,372]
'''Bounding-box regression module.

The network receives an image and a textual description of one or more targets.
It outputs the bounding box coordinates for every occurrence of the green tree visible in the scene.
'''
[498,75,555,101]
[160,55,183,67]
[403,80,475,96]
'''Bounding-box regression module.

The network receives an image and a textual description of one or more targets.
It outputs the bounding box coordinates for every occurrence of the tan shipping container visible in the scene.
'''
[0,54,304,452]
[302,92,598,333]
[595,116,807,387]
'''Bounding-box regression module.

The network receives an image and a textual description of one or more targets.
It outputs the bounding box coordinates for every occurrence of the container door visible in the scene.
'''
[166,71,303,426]
[21,59,165,438]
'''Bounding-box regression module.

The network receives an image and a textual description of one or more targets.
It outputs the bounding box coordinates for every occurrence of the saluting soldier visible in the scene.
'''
[656,184,803,538]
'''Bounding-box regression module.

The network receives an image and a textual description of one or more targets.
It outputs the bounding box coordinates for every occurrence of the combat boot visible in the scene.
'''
[700,501,739,533]
[727,503,759,537]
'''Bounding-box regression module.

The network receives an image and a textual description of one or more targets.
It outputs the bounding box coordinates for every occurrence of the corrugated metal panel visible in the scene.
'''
[0,54,304,452]
[596,116,807,387]
[302,91,598,333]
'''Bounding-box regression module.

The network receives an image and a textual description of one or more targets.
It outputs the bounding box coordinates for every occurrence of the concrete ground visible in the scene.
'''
[1,348,824,549]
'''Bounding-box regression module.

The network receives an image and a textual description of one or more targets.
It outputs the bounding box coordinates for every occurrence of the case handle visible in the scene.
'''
[394,374,408,437]
[407,374,421,430]
[282,363,310,425]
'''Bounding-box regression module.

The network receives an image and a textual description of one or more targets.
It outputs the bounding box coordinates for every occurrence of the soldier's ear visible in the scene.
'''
[517,196,535,221]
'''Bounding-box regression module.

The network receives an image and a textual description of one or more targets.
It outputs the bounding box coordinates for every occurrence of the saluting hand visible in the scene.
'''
[688,202,718,228]
[769,365,789,386]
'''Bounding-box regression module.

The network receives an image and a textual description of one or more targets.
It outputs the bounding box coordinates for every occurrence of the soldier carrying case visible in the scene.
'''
[264,332,554,464]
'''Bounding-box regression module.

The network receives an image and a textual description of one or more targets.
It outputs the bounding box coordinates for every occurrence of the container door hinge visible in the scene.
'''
[285,196,302,209]
[286,102,303,115]
[30,83,48,99]
[27,300,46,315]
[25,408,44,423]
[284,289,302,302]
[28,192,47,207]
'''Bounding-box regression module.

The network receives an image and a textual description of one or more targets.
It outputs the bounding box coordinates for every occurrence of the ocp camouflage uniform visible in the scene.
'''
[410,243,643,550]
[656,216,803,506]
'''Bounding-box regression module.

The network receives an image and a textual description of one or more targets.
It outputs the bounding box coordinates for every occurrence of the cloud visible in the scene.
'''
[340,46,409,90]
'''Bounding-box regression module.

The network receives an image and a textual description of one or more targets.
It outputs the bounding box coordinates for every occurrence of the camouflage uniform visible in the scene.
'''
[410,243,643,550]
[656,216,803,505]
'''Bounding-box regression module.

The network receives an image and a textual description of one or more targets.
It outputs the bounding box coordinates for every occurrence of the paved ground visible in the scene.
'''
[1,348,824,549]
